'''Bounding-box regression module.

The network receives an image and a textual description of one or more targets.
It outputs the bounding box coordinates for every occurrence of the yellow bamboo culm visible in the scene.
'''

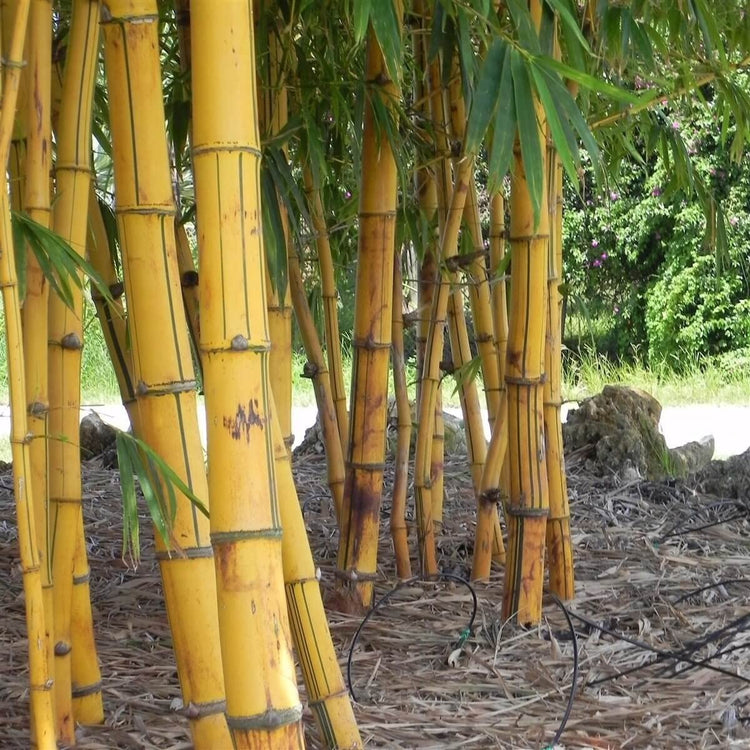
[86,187,140,432]
[289,247,346,520]
[303,167,349,454]
[501,0,550,627]
[391,251,412,579]
[2,0,28,212]
[191,1,303,746]
[48,0,102,736]
[0,3,57,747]
[101,3,231,747]
[544,128,575,600]
[336,20,401,610]
[413,157,473,576]
[270,403,363,748]
[262,21,294,453]
[21,0,55,701]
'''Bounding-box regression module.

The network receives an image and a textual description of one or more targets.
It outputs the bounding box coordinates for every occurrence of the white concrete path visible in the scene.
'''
[0,400,748,459]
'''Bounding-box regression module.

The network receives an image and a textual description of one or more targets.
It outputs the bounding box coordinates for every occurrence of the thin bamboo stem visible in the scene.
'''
[270,403,363,748]
[191,1,303,745]
[48,0,102,736]
[21,0,55,707]
[288,243,346,521]
[0,2,56,746]
[102,3,230,746]
[502,0,550,626]
[303,166,349,455]
[86,186,139,431]
[336,20,401,610]
[391,250,412,579]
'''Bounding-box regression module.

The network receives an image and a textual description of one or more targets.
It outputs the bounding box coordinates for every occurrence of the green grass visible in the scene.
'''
[562,348,750,405]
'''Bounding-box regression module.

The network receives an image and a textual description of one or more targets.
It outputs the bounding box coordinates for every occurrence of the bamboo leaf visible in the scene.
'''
[488,45,515,196]
[544,0,591,53]
[530,64,579,187]
[116,432,140,562]
[261,164,288,299]
[369,0,402,83]
[536,55,645,104]
[353,0,371,43]
[511,50,544,226]
[465,37,506,155]
[507,0,542,55]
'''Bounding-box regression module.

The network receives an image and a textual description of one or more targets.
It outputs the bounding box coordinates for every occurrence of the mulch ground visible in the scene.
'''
[2,449,750,749]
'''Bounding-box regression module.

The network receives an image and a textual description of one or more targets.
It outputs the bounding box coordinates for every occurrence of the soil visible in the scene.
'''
[2,450,750,749]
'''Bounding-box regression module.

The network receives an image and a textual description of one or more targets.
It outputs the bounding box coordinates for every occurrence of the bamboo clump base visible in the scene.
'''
[2,454,750,748]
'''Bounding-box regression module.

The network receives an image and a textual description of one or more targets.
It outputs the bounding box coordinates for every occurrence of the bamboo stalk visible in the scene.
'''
[391,249,412,579]
[270,403,363,748]
[102,3,231,746]
[303,167,349,454]
[413,156,473,577]
[288,242,346,521]
[191,1,303,745]
[0,3,56,746]
[47,0,102,736]
[86,187,139,431]
[502,0,550,626]
[336,19,401,610]
[544,72,576,600]
[21,0,55,705]
[174,222,202,374]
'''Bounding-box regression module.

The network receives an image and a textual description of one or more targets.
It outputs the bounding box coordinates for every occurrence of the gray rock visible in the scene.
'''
[80,412,118,461]
[563,385,714,481]
[693,448,750,499]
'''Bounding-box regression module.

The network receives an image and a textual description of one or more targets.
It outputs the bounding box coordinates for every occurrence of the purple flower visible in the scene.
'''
[609,191,619,201]
[600,252,608,260]
[730,216,739,228]
[614,305,620,314]
[652,186,662,197]
[672,121,681,131]
[709,167,717,176]
[592,259,601,268]
[591,239,599,248]
[344,190,352,199]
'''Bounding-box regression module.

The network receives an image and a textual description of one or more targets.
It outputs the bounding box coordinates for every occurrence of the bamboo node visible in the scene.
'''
[181,270,199,288]
[72,681,102,698]
[479,488,501,505]
[230,334,249,351]
[302,361,319,379]
[27,401,48,418]
[505,506,549,518]
[54,640,72,656]
[180,698,227,719]
[61,332,82,350]
[155,545,213,560]
[210,529,282,545]
[226,705,303,731]
[334,568,378,582]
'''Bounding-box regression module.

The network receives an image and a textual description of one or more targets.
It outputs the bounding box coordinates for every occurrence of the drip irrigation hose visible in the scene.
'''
[346,572,477,704]
[346,579,579,750]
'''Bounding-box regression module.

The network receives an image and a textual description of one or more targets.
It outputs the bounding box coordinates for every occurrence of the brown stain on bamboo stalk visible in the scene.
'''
[223,400,265,441]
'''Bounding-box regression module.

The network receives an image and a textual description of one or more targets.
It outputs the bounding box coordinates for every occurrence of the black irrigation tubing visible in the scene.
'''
[346,579,579,750]
[346,572,478,705]
[659,511,750,541]
[672,578,750,605]
[544,595,580,750]
[567,607,750,688]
